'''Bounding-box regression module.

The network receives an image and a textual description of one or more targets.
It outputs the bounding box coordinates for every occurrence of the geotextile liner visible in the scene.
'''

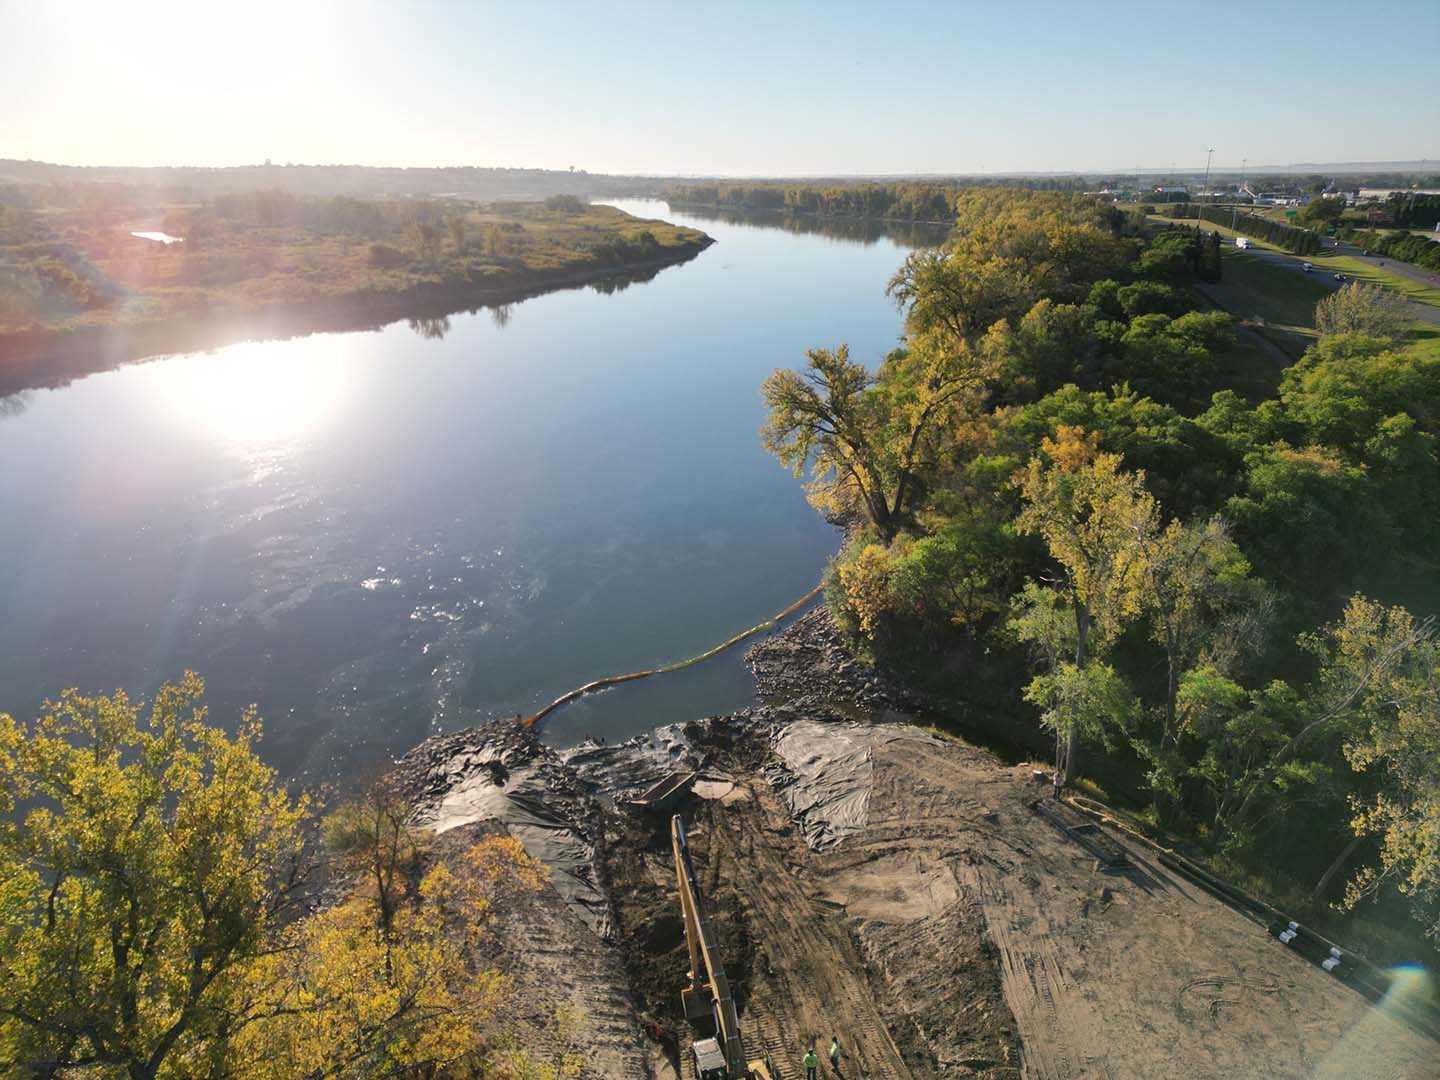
[426,755,615,938]
[407,718,745,940]
[765,719,938,849]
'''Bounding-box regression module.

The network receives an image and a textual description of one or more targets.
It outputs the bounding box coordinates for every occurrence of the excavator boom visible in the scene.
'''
[671,814,774,1080]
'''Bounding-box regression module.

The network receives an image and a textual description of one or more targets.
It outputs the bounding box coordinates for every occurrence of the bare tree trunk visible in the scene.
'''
[1309,833,1364,911]
[1061,603,1090,789]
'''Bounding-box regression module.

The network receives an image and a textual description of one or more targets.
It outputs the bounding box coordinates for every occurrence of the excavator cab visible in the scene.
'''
[691,1037,728,1080]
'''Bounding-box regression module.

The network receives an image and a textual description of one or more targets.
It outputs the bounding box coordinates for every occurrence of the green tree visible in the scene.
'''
[1190,597,1436,845]
[1298,196,1346,226]
[888,517,1014,630]
[1132,516,1271,804]
[1314,282,1410,342]
[0,674,311,1080]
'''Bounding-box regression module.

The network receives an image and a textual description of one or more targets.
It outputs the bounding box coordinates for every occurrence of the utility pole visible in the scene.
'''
[1200,148,1214,224]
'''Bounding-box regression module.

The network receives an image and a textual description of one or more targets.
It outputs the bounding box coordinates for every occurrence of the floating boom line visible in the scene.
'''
[522,582,823,729]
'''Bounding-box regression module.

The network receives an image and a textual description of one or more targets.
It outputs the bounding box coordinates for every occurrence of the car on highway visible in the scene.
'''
[1334,273,1347,281]
[1302,262,1313,272]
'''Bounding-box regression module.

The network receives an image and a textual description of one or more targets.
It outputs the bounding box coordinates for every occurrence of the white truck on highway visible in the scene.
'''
[1235,237,1250,250]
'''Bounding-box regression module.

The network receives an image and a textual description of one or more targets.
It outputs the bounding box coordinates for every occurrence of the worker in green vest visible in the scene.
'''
[802,1046,820,1079]
[829,1035,843,1073]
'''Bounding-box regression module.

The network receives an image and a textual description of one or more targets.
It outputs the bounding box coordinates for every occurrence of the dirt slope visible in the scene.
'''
[820,723,1437,1079]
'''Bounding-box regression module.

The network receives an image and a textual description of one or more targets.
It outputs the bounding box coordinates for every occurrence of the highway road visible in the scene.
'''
[1230,237,1440,328]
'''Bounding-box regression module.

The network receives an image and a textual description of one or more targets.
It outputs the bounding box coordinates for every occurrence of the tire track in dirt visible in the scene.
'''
[701,780,916,1080]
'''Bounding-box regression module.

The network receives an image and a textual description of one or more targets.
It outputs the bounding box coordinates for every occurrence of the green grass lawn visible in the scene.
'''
[1202,249,1331,358]
[1211,329,1286,400]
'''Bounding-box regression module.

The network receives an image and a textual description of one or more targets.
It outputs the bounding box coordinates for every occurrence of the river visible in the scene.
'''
[0,200,937,778]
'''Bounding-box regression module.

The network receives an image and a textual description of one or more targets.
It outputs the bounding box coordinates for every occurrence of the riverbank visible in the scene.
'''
[389,606,1437,1078]
[0,237,712,396]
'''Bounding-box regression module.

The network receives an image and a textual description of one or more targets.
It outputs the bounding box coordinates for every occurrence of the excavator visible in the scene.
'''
[671,813,776,1080]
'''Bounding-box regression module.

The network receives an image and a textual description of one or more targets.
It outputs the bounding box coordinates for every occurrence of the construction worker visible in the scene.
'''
[803,1046,820,1080]
[829,1035,843,1073]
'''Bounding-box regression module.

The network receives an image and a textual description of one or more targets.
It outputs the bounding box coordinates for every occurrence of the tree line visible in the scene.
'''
[1377,193,1440,230]
[668,182,963,222]
[1351,228,1440,273]
[761,187,1440,946]
[1167,204,1322,254]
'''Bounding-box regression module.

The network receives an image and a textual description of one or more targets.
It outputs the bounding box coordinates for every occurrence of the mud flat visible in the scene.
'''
[394,608,1438,1079]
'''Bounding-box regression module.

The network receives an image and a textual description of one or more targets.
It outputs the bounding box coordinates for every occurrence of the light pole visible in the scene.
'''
[1200,148,1214,223]
[1232,157,1247,229]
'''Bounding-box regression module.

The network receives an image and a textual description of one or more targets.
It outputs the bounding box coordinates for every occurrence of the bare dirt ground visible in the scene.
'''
[401,609,1439,1079]
[611,714,1439,1079]
[845,726,1437,1080]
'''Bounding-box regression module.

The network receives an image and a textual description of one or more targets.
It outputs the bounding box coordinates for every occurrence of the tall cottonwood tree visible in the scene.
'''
[761,333,990,542]
[886,249,1037,345]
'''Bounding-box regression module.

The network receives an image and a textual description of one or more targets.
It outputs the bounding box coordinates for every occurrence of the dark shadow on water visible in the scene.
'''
[0,389,31,420]
[406,314,452,340]
[0,247,707,398]
[665,202,952,249]
[535,600,825,749]
[538,647,759,749]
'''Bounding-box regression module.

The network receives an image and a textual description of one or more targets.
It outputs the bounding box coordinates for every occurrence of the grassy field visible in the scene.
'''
[1209,326,1287,400]
[0,196,710,338]
[1202,248,1331,358]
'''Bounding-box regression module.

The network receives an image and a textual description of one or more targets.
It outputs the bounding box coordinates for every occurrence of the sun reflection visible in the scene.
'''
[146,340,347,451]
[1307,963,1435,1077]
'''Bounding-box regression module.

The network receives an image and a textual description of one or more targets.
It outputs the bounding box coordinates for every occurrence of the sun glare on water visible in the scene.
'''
[145,341,348,452]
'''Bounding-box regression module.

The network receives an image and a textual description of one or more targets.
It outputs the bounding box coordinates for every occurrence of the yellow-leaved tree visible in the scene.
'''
[0,674,312,1079]
[1012,426,1156,786]
[234,835,549,1079]
[0,675,552,1080]
[761,332,990,542]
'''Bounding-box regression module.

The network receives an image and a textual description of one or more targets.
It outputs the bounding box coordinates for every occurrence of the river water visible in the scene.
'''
[0,201,933,778]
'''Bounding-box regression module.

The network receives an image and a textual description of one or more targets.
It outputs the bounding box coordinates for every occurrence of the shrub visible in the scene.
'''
[367,242,408,270]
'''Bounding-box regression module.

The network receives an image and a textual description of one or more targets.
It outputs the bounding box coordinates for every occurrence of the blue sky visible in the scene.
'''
[3,0,1436,174]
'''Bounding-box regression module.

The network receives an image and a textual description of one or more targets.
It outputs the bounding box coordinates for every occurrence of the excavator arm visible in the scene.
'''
[671,813,774,1080]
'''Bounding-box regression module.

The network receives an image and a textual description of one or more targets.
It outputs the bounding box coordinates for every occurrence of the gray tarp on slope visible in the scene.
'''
[414,720,740,938]
[766,719,939,849]
[562,722,700,806]
[419,745,615,938]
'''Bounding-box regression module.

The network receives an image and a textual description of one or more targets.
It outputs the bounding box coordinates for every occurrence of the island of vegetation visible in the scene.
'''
[0,188,711,390]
